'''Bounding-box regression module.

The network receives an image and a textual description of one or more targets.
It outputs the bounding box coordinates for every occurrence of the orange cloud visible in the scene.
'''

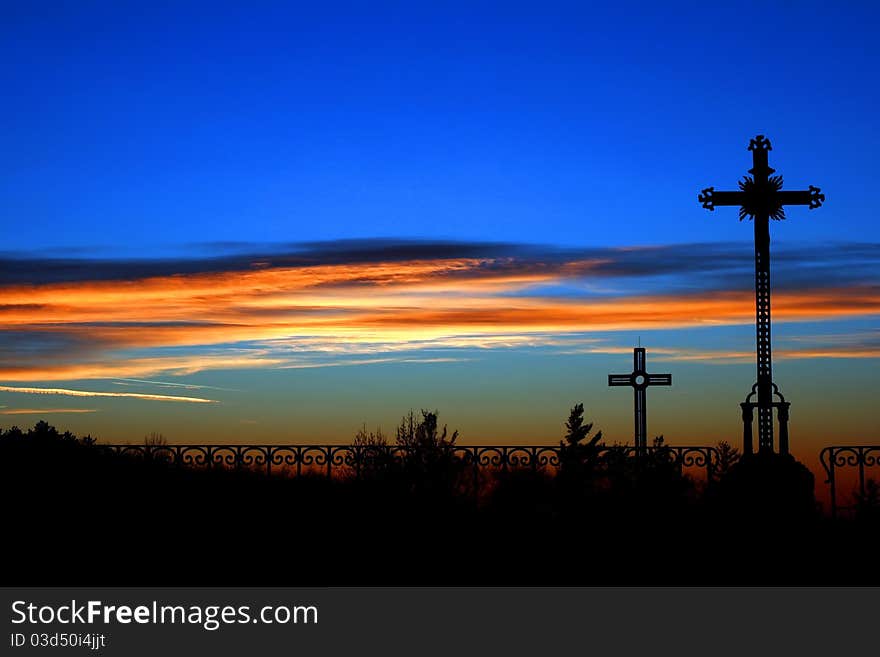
[2,256,879,383]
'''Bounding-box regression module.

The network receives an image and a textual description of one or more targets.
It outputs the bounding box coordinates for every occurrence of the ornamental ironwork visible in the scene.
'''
[819,445,880,518]
[96,443,721,480]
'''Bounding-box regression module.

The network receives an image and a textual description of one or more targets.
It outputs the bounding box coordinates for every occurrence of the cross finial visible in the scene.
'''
[748,135,772,152]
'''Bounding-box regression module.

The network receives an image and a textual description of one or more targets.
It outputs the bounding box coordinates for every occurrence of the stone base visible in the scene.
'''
[715,452,817,524]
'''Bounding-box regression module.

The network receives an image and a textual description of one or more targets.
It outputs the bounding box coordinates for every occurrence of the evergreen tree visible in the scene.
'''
[559,403,603,483]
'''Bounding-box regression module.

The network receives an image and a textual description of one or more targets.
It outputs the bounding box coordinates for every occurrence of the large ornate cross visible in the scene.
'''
[698,135,824,454]
[608,347,672,452]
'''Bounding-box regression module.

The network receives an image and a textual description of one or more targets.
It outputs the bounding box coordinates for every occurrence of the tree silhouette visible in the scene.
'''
[556,403,604,512]
[713,440,741,482]
[559,403,603,475]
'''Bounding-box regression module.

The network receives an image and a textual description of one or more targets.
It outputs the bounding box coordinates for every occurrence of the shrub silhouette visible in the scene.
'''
[351,424,394,480]
[347,410,466,499]
[144,432,168,447]
[394,409,462,498]
[593,435,696,521]
[854,478,880,523]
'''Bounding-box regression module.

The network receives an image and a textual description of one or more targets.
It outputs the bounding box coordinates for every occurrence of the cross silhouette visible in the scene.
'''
[698,135,824,454]
[608,347,672,452]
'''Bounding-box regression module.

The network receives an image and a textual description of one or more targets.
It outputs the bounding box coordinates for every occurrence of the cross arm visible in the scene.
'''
[646,374,672,386]
[608,375,632,386]
[775,186,825,209]
[698,188,746,211]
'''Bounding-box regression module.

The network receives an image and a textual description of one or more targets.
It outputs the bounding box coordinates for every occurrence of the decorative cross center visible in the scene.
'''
[608,347,672,451]
[698,136,824,222]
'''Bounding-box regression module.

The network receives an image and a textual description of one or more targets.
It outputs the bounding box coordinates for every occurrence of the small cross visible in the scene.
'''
[608,347,672,451]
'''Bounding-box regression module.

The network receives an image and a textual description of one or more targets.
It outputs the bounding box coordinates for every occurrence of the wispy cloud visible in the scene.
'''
[277,356,470,369]
[0,408,98,415]
[0,385,216,404]
[112,378,238,391]
[554,336,880,364]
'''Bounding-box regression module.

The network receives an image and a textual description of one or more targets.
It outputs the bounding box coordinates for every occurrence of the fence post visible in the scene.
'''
[829,450,837,520]
[705,447,715,488]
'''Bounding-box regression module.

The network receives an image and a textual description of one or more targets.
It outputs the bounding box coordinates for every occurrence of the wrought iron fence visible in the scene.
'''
[97,443,720,480]
[819,446,880,518]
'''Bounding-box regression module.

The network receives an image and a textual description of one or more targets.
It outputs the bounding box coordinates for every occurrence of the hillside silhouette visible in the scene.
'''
[1,413,877,586]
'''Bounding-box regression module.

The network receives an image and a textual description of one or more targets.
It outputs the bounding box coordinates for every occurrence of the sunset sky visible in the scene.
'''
[2,2,879,475]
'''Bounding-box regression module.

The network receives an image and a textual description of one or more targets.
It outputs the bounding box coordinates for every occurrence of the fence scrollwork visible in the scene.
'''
[820,445,880,518]
[97,443,721,483]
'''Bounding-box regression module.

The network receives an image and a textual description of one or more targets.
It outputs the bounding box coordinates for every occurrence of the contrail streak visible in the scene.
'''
[113,378,237,391]
[0,408,98,415]
[0,385,216,404]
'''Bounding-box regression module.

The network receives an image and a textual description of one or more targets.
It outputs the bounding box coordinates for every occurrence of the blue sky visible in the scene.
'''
[2,2,878,252]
